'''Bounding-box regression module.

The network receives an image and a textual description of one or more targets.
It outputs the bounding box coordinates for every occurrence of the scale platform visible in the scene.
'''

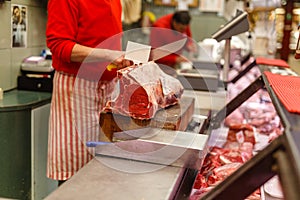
[95,128,209,170]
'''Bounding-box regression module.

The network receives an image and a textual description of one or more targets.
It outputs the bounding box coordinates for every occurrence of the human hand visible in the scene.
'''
[187,43,198,54]
[111,54,133,70]
[105,50,133,71]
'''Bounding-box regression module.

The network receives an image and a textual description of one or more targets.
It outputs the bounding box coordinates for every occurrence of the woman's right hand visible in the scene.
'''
[110,53,133,70]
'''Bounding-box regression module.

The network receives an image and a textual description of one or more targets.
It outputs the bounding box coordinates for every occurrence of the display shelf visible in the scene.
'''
[211,10,249,84]
[227,56,290,84]
[201,66,300,200]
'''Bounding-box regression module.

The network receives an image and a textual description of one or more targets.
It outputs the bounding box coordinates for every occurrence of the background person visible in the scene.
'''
[150,10,197,69]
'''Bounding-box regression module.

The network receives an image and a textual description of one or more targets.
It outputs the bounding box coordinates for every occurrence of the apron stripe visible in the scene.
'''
[47,71,115,180]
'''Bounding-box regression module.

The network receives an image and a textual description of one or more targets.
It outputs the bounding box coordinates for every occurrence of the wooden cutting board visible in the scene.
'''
[99,97,195,141]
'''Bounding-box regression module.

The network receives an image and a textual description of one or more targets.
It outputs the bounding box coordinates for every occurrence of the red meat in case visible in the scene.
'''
[105,62,184,119]
[226,124,256,145]
[190,126,257,200]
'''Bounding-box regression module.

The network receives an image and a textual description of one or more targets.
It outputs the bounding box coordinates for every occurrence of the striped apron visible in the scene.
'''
[47,71,116,180]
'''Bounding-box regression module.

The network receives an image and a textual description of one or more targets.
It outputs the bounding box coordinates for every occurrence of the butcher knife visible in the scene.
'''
[126,38,187,64]
[148,37,187,62]
[107,38,187,70]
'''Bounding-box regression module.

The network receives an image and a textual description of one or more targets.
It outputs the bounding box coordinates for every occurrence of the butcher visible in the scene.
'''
[46,0,132,186]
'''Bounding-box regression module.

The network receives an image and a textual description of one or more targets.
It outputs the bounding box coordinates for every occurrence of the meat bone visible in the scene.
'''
[109,38,187,100]
[92,41,189,147]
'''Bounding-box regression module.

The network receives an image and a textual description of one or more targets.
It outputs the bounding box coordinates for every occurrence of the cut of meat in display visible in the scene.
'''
[105,62,184,119]
[189,124,261,200]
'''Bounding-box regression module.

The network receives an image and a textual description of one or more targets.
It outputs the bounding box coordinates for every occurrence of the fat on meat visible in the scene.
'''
[105,62,184,119]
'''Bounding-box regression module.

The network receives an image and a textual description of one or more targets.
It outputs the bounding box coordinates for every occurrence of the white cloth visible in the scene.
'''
[177,0,192,11]
[122,0,142,24]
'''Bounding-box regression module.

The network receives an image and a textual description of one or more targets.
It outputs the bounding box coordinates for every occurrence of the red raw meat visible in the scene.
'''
[213,162,242,181]
[227,124,256,145]
[239,142,254,162]
[193,174,208,189]
[190,140,255,199]
[105,62,184,119]
[190,162,243,199]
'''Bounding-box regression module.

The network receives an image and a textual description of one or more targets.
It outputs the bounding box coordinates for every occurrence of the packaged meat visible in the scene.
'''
[105,62,184,119]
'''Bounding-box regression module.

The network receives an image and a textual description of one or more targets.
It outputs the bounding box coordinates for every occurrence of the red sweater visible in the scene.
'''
[150,13,192,67]
[46,0,122,81]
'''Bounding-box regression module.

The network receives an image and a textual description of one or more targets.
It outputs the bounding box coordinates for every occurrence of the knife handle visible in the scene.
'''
[106,64,118,71]
[86,141,111,147]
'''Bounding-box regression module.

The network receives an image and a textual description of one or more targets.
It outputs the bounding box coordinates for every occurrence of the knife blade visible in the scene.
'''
[124,41,151,65]
[107,38,187,70]
[149,38,187,62]
[107,38,187,71]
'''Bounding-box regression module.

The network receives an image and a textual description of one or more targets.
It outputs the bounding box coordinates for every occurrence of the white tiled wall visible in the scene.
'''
[0,0,47,91]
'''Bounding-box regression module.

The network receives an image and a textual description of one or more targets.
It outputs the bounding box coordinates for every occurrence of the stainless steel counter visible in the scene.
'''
[44,88,224,200]
[45,157,194,200]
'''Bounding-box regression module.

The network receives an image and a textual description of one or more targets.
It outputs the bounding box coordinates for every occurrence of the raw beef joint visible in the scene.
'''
[105,61,184,119]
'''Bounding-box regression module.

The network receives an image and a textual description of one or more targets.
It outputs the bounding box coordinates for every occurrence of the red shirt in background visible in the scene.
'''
[46,0,122,81]
[150,13,193,67]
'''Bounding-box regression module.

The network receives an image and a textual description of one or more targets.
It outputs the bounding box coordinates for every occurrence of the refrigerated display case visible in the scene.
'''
[199,64,300,200]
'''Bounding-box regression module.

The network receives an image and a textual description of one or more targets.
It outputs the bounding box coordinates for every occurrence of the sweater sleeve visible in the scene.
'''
[156,54,178,67]
[46,0,78,63]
